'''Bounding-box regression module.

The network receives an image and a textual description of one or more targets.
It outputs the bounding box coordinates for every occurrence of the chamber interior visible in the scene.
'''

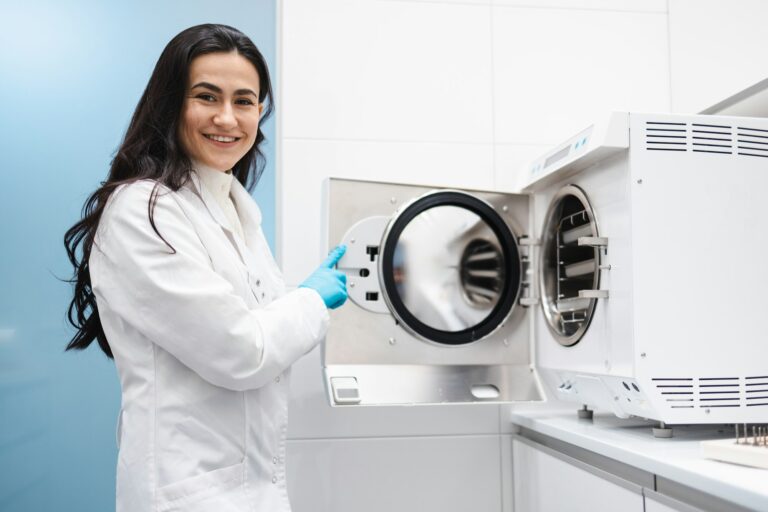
[541,187,600,346]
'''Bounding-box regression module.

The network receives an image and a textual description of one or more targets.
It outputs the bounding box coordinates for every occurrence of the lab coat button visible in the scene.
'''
[256,279,261,286]
[273,456,278,464]
[275,376,280,383]
[272,476,278,484]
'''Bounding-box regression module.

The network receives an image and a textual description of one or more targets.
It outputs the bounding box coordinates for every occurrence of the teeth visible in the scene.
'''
[205,134,238,142]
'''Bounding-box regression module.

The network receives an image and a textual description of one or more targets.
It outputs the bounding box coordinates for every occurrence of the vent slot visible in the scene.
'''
[646,121,687,152]
[745,376,768,407]
[653,378,694,408]
[692,123,732,154]
[697,377,739,408]
[737,126,768,158]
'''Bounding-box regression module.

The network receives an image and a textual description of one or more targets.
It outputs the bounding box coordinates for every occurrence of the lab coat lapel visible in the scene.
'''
[229,178,262,252]
[230,179,286,299]
[187,171,249,264]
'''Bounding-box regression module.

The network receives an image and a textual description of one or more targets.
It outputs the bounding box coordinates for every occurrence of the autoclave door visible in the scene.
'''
[322,178,544,406]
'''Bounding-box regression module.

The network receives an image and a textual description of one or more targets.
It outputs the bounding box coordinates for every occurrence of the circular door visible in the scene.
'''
[539,185,601,346]
[379,190,521,345]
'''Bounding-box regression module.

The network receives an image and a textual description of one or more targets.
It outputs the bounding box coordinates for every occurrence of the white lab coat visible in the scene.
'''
[90,172,328,512]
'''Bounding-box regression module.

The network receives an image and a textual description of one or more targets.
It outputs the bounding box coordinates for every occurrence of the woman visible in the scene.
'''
[64,24,346,512]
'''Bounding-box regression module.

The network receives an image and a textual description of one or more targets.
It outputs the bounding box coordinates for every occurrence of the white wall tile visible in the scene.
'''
[493,7,670,145]
[282,0,494,143]
[669,0,768,114]
[287,435,503,512]
[494,143,551,192]
[278,138,494,285]
[493,0,666,12]
[288,346,501,439]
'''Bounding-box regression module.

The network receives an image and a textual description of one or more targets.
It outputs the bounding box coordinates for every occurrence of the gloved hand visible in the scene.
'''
[299,245,348,309]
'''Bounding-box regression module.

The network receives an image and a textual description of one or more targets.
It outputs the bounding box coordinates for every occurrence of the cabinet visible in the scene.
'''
[512,437,645,512]
[511,426,754,512]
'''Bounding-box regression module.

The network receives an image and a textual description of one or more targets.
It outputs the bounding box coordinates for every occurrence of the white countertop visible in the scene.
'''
[509,407,768,511]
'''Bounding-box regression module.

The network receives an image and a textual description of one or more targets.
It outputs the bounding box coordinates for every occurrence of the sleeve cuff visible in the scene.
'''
[291,287,330,353]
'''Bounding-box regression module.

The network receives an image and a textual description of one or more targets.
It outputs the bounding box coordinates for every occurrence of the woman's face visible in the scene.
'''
[179,51,264,172]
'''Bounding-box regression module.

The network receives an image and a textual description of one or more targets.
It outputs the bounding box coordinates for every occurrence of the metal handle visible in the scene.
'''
[520,297,540,306]
[519,236,540,246]
[578,236,608,247]
[579,289,609,299]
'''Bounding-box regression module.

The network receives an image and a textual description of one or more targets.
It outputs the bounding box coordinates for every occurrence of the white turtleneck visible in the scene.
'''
[193,162,245,241]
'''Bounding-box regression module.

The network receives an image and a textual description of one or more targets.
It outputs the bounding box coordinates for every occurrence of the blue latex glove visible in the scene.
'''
[299,245,348,309]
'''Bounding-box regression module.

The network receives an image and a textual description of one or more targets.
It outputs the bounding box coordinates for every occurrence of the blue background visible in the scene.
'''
[0,2,276,510]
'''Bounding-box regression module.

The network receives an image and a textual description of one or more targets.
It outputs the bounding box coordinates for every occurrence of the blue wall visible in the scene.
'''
[0,2,276,510]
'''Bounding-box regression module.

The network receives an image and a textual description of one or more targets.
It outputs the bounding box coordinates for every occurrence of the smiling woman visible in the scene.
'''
[62,23,347,512]
[180,52,265,171]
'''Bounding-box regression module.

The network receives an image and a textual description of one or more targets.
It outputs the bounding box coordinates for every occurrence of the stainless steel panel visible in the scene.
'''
[323,178,544,406]
[326,364,541,405]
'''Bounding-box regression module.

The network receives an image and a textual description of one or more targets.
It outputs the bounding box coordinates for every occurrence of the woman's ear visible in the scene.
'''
[258,103,265,118]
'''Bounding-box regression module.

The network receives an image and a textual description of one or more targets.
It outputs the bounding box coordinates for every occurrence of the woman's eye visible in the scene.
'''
[235,98,255,106]
[196,94,216,102]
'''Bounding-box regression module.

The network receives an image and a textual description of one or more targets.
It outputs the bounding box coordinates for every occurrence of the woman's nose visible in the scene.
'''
[213,103,237,128]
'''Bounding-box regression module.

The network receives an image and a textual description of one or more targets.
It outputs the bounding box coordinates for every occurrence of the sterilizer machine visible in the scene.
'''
[322,111,768,427]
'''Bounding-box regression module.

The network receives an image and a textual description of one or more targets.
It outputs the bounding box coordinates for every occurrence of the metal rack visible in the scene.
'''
[555,208,597,336]
[540,185,602,346]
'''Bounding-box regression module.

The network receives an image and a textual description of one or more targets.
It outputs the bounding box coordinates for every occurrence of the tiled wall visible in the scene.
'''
[668,0,768,113]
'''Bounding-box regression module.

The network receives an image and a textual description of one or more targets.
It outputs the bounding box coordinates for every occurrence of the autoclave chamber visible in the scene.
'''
[321,178,606,407]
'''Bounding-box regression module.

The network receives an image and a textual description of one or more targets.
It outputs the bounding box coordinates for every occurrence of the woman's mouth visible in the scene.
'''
[204,134,241,143]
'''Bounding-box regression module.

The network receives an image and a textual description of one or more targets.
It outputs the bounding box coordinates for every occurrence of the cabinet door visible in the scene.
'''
[645,497,690,512]
[512,438,644,512]
[644,489,706,512]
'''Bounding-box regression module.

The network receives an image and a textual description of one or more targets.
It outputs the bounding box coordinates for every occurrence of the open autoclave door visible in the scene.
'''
[322,178,545,406]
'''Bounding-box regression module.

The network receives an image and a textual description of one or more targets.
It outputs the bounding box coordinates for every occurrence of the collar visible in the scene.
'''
[192,160,234,207]
[186,163,263,237]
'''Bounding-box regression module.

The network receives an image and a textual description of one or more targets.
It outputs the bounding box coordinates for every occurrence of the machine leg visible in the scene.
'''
[652,421,673,438]
[577,405,593,420]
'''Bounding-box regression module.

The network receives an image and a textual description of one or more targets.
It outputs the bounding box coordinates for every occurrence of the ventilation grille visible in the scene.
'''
[692,123,732,154]
[652,376,768,409]
[737,126,768,158]
[645,121,687,152]
[645,121,768,158]
[746,375,768,407]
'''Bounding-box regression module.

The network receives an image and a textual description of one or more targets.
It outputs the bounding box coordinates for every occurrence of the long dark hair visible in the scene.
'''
[64,24,274,358]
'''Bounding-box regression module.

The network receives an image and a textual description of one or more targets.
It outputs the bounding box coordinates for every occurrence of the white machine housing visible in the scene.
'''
[323,112,768,425]
[527,111,768,425]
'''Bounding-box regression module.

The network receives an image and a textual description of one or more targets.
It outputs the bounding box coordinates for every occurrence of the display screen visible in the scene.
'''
[545,145,571,168]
